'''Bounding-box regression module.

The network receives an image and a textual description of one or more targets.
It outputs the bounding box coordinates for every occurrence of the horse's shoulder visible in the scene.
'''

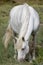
[10,5,23,17]
[29,6,38,15]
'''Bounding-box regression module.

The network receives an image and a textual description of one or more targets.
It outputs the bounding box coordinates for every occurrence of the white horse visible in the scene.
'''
[3,3,40,62]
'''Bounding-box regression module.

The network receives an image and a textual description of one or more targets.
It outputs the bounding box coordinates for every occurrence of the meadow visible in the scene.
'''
[0,2,43,65]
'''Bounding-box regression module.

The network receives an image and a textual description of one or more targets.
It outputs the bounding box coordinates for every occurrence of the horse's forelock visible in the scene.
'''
[15,37,23,50]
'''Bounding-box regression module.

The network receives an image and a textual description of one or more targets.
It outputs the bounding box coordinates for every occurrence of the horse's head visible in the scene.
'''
[15,37,29,61]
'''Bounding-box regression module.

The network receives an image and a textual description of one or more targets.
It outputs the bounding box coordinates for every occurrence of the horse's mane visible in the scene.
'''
[16,6,30,49]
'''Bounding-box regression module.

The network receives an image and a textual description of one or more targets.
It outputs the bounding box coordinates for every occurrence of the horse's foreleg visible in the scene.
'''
[3,24,13,49]
[29,53,32,63]
[13,39,17,59]
[32,32,36,60]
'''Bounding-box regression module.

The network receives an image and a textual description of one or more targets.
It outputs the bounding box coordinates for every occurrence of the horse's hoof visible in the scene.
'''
[33,56,35,60]
[29,60,32,63]
[14,55,17,59]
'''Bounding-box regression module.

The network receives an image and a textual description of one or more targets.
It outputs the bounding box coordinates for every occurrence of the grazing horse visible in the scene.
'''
[3,3,40,62]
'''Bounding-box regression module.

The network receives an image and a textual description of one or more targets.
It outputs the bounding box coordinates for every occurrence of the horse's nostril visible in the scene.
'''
[22,48,25,50]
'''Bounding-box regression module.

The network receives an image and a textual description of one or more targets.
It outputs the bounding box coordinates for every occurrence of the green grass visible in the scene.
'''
[0,2,43,65]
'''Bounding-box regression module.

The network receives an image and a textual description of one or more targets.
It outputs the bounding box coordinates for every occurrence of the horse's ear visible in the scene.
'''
[22,37,25,41]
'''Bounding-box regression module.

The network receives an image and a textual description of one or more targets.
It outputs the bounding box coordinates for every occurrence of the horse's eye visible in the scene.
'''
[21,48,25,51]
[22,37,25,41]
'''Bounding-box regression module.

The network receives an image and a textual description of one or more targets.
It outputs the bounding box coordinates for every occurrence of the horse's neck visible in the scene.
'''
[24,15,33,41]
[19,21,28,38]
[19,6,30,38]
[19,16,30,38]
